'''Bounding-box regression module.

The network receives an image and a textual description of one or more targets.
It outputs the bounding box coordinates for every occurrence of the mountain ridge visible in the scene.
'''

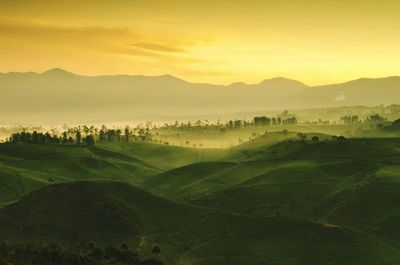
[0,68,399,122]
[3,68,400,88]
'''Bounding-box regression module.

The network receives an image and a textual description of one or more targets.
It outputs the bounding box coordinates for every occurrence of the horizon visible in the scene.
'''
[2,67,400,87]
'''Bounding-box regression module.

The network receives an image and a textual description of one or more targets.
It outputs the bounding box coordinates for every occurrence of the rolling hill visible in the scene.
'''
[0,141,226,207]
[2,135,400,264]
[0,143,161,207]
[1,180,400,265]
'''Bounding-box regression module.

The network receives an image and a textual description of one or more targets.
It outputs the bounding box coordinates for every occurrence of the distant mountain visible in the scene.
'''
[0,69,399,122]
[295,76,400,107]
[228,77,308,100]
[42,67,77,77]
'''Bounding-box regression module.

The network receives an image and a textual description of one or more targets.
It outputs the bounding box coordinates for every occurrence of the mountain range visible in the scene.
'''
[1,68,399,123]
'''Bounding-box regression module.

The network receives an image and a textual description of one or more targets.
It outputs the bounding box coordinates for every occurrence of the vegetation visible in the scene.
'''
[2,112,400,264]
[0,241,163,265]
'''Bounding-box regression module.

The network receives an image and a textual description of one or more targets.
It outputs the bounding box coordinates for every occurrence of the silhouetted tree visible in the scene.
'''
[84,135,95,146]
[76,131,81,145]
[62,132,68,144]
[151,245,161,256]
[124,127,130,143]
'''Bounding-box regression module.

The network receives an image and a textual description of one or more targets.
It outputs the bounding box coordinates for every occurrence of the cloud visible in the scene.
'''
[0,18,188,59]
[0,17,231,82]
[131,42,185,53]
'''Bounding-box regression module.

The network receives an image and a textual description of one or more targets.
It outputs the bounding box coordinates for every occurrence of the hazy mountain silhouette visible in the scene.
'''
[295,76,400,107]
[42,68,77,77]
[0,69,399,122]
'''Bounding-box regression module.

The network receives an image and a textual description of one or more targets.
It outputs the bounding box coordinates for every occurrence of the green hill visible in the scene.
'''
[2,136,400,264]
[0,143,161,207]
[96,141,227,171]
[0,181,207,248]
[1,181,400,265]
[0,181,140,246]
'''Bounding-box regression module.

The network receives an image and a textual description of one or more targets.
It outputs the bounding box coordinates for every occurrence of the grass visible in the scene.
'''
[2,180,400,265]
[2,132,400,264]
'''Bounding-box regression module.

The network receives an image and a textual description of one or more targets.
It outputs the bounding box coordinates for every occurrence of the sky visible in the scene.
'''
[0,0,400,85]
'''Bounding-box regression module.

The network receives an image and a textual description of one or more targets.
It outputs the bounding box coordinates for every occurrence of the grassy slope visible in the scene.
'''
[0,143,161,207]
[2,134,400,264]
[1,180,400,265]
[144,136,400,261]
[96,141,228,170]
[0,140,226,207]
[0,181,207,248]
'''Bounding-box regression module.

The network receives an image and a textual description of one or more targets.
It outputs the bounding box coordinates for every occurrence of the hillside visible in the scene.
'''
[1,181,400,265]
[2,135,400,264]
[0,141,228,207]
[0,143,161,207]
[0,181,141,246]
[144,137,400,250]
[0,181,208,248]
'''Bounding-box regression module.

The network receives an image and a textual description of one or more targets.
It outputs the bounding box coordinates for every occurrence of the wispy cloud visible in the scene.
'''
[0,18,189,59]
[0,17,235,83]
[131,42,185,53]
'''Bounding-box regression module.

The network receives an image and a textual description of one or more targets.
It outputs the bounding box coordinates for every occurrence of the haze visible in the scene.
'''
[1,0,400,85]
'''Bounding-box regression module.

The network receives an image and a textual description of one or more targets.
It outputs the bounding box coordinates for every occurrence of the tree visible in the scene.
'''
[312,136,319,142]
[62,132,68,144]
[297,132,306,140]
[124,126,130,143]
[76,131,81,145]
[44,132,52,143]
[151,245,161,256]
[367,114,385,123]
[254,116,270,126]
[116,129,121,143]
[84,135,95,146]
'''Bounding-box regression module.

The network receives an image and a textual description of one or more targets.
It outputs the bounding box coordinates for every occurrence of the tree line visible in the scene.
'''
[253,116,297,126]
[340,114,386,124]
[9,131,95,146]
[7,125,153,146]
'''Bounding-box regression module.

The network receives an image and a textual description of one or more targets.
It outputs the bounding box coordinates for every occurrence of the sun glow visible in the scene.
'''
[1,0,400,85]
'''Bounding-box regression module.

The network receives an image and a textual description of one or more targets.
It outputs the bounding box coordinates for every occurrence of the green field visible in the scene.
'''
[1,130,400,264]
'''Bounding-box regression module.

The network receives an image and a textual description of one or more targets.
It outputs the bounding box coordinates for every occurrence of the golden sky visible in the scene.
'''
[1,0,400,85]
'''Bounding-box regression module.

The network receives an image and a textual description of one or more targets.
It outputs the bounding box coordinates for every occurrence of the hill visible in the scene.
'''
[3,135,400,264]
[1,69,400,123]
[0,140,229,207]
[0,181,207,248]
[0,143,161,207]
[0,181,141,246]
[145,136,400,249]
[1,181,400,265]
